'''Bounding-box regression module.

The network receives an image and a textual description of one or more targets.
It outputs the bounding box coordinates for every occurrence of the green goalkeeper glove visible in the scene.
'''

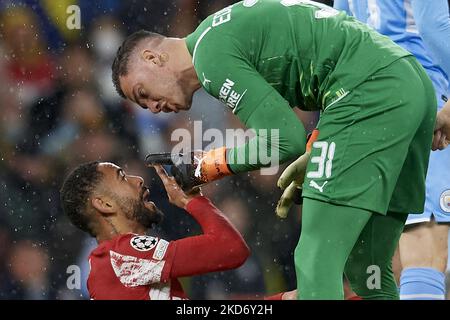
[276,129,319,218]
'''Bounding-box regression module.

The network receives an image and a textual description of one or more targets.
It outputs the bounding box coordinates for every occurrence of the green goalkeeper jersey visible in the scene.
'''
[185,0,412,173]
[185,0,410,120]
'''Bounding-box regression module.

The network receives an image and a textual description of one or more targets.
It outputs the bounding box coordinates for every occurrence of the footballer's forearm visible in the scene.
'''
[227,94,307,173]
[191,94,307,183]
[167,196,250,278]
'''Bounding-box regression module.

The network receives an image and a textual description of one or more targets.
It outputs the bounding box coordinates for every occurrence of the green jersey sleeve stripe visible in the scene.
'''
[192,26,212,64]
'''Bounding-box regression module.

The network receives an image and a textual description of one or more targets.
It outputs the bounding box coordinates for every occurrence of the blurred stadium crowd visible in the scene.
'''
[0,0,336,300]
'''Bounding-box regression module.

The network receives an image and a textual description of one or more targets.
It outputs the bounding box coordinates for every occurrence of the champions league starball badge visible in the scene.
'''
[130,235,159,252]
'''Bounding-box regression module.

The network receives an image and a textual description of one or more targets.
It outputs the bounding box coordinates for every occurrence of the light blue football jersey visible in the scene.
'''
[334,0,450,223]
[334,0,450,107]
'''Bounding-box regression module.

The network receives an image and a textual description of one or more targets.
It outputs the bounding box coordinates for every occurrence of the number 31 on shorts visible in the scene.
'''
[307,141,336,179]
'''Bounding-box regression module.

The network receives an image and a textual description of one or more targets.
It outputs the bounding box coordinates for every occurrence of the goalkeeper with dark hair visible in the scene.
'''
[111,0,447,299]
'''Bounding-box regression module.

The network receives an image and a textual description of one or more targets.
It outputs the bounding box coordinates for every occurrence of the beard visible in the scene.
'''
[132,200,164,228]
[119,189,164,229]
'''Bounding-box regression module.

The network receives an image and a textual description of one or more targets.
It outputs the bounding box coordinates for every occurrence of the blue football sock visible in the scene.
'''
[400,267,446,300]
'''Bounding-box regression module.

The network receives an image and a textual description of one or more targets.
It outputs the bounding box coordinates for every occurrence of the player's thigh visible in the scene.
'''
[388,101,435,214]
[400,221,450,272]
[303,60,432,215]
[388,57,436,213]
[345,211,408,299]
[302,106,409,214]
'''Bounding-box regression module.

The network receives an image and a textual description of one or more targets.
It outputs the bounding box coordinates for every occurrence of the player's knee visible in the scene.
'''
[294,239,345,279]
[294,243,306,268]
[294,240,319,275]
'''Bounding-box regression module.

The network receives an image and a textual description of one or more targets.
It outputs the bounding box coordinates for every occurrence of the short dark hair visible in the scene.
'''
[112,30,164,99]
[60,161,103,237]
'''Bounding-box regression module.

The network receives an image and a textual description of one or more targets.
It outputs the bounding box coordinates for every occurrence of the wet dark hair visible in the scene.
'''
[60,162,103,237]
[111,30,164,98]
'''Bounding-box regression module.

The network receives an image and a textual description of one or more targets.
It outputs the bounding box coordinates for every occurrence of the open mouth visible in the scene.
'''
[142,188,151,202]
[142,188,156,210]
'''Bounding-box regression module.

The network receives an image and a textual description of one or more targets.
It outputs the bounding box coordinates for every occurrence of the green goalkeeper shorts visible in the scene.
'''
[302,56,436,215]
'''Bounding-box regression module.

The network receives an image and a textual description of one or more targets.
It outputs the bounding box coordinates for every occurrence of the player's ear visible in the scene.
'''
[91,196,116,216]
[142,49,167,67]
[142,50,159,65]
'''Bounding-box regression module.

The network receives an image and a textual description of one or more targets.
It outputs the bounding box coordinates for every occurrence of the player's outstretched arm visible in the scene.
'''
[194,43,307,177]
[178,94,307,186]
[153,165,250,278]
[145,90,307,192]
[227,91,307,174]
